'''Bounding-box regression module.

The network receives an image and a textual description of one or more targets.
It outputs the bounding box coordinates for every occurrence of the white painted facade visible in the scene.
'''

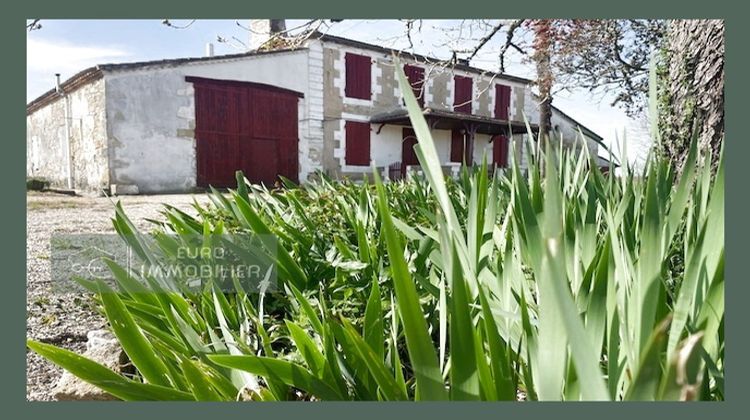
[104,50,310,193]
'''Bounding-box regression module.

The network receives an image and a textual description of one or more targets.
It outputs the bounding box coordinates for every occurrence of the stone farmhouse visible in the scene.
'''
[26,22,607,194]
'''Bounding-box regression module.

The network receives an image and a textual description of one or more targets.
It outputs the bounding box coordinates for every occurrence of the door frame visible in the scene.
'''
[187,76,304,187]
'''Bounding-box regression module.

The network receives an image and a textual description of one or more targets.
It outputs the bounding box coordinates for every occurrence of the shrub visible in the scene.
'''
[27,177,50,191]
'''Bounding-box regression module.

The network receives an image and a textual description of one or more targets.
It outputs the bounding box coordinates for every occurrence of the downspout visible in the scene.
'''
[56,73,74,190]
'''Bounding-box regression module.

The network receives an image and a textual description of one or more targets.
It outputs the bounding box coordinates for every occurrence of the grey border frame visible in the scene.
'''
[5,2,743,419]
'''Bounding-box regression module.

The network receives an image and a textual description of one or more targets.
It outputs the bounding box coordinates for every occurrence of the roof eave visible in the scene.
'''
[26,66,104,115]
[370,107,538,136]
[550,104,605,145]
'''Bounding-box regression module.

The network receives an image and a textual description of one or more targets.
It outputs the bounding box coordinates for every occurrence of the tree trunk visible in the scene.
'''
[657,19,724,172]
[531,20,554,149]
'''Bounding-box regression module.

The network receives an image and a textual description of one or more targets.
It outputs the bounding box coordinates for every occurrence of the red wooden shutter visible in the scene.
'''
[404,64,425,106]
[454,75,473,114]
[345,53,372,100]
[402,128,419,167]
[493,135,509,167]
[450,129,465,162]
[345,121,371,165]
[494,84,511,120]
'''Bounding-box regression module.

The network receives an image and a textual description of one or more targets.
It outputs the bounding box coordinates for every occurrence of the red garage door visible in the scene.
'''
[188,76,301,187]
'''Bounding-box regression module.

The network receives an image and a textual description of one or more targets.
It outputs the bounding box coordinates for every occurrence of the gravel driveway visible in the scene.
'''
[26,191,211,401]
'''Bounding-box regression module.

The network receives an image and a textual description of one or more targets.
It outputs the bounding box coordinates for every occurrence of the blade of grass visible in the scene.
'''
[96,280,172,387]
[27,340,192,401]
[208,355,343,401]
[373,166,447,401]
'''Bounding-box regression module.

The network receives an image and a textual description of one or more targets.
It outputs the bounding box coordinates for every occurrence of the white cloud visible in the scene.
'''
[27,38,132,100]
[27,38,131,74]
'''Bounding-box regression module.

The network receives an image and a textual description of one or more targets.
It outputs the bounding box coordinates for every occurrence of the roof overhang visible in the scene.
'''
[370,108,537,136]
[596,155,620,168]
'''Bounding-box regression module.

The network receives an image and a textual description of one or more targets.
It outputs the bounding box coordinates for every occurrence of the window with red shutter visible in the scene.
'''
[494,84,511,120]
[450,129,465,163]
[493,135,509,167]
[345,121,371,166]
[404,64,425,106]
[454,75,473,114]
[345,53,372,100]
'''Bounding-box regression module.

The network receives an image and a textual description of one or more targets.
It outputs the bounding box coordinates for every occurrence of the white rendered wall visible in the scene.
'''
[104,50,310,192]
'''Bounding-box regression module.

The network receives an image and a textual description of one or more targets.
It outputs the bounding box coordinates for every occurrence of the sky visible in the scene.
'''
[26,19,650,165]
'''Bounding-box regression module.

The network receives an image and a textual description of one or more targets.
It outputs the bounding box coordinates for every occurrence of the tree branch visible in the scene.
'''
[27,19,42,31]
[162,19,196,29]
[466,21,504,61]
[612,25,646,72]
[498,19,526,73]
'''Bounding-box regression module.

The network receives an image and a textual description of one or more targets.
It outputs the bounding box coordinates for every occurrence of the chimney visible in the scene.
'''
[205,42,214,57]
[248,19,286,51]
[54,73,63,95]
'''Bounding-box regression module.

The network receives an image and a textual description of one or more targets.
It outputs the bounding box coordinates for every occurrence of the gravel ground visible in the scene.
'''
[26,191,211,401]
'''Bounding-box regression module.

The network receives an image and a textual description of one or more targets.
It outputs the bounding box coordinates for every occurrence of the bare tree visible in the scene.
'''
[393,19,666,147]
[553,20,666,117]
[528,20,555,142]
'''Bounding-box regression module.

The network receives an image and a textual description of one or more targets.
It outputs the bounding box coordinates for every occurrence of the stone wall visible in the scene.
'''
[27,78,109,192]
[319,39,536,178]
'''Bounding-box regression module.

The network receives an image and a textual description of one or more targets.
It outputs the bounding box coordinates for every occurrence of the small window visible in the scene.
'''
[494,84,511,120]
[345,121,371,166]
[450,129,465,163]
[345,53,372,100]
[493,135,509,167]
[453,75,473,114]
[403,64,425,106]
